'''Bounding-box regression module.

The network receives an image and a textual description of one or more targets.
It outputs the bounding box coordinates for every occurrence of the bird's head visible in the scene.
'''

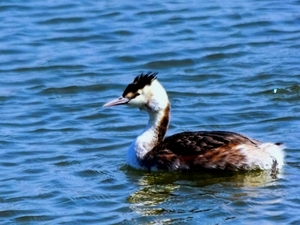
[103,72,169,112]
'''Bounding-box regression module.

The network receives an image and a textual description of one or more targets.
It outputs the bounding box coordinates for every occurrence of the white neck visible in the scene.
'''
[126,80,170,169]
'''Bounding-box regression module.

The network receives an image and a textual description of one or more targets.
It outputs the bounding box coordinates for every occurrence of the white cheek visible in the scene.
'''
[128,96,146,108]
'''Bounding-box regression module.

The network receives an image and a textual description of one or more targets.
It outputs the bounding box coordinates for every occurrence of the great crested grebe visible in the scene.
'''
[103,72,284,172]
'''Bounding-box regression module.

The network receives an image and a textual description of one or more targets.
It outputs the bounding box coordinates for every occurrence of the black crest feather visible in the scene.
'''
[133,72,158,85]
[122,72,158,97]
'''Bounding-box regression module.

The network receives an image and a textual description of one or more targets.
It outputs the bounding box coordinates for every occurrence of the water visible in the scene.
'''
[0,1,300,224]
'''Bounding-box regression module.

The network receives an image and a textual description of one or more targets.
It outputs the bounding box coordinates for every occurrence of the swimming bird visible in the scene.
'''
[103,72,284,172]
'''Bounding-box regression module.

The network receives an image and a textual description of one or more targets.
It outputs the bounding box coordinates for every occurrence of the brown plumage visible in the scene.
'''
[141,131,256,170]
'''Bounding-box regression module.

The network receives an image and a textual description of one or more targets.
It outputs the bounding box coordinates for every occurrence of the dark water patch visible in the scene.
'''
[44,35,101,43]
[2,64,86,73]
[0,4,31,11]
[76,169,104,177]
[116,55,138,63]
[37,17,86,25]
[15,215,54,223]
[203,51,248,61]
[145,58,194,69]
[247,40,279,47]
[253,84,300,103]
[54,160,81,167]
[233,20,273,28]
[99,11,122,18]
[41,86,83,95]
[114,30,134,36]
[202,43,244,52]
[0,209,36,219]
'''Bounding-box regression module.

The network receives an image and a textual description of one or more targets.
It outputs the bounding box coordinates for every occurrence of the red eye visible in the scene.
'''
[133,93,140,98]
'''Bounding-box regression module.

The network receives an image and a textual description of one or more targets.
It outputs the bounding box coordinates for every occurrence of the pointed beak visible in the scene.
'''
[103,96,130,107]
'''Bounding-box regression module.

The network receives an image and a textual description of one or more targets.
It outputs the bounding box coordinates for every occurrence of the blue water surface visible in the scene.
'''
[0,1,300,224]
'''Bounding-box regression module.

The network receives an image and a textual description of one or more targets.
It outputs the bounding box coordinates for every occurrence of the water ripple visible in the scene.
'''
[0,0,300,224]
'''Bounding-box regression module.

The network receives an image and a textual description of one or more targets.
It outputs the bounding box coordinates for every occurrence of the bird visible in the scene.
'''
[103,72,284,172]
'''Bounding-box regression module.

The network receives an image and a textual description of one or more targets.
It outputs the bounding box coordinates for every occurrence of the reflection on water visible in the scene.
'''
[127,169,282,218]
